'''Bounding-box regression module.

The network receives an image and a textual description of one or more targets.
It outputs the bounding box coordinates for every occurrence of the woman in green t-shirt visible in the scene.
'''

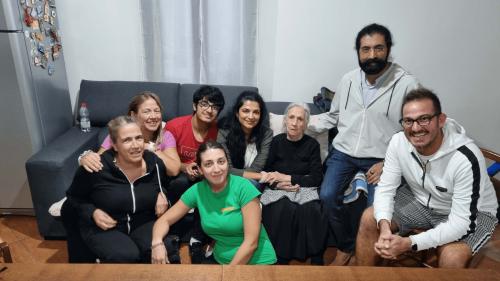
[151,141,276,265]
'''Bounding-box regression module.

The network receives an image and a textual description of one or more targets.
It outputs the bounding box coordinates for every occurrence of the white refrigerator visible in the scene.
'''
[0,0,72,214]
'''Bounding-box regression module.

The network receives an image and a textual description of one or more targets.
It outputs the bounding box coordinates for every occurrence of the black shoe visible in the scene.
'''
[165,235,181,264]
[276,257,290,265]
[310,255,324,265]
[189,242,205,264]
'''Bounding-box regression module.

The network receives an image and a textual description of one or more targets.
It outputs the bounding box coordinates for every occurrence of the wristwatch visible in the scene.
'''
[411,242,418,252]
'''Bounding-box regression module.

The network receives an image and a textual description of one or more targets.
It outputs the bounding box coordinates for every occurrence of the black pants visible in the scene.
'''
[61,201,97,263]
[64,201,182,263]
[168,173,207,243]
[168,173,196,204]
[80,221,156,263]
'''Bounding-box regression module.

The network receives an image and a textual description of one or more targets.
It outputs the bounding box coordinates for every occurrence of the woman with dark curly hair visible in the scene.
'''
[217,91,273,185]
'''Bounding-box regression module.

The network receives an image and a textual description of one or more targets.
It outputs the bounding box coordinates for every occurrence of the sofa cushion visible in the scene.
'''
[78,80,180,126]
[96,127,110,147]
[177,84,258,117]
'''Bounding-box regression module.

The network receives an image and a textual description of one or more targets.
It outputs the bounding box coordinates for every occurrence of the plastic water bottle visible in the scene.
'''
[79,102,91,132]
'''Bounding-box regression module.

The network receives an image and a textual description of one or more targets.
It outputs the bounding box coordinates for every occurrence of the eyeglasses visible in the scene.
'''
[198,100,220,112]
[400,113,439,128]
[360,45,386,54]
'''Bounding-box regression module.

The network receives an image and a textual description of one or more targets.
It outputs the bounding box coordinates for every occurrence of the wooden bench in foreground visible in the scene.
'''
[0,263,498,281]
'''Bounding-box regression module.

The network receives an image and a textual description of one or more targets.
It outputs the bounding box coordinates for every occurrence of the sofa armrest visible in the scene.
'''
[26,127,100,238]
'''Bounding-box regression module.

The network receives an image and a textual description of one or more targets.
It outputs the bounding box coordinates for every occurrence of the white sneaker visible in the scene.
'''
[48,197,67,217]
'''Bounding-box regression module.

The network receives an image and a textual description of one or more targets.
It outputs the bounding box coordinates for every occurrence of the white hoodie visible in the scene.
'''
[374,118,498,251]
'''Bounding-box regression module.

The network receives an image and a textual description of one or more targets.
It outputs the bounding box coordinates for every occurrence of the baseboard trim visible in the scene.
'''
[0,208,35,216]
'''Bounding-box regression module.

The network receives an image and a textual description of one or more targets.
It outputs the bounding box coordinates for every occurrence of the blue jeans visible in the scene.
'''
[320,148,382,252]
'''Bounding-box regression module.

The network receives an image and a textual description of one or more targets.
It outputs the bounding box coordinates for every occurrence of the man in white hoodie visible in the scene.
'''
[310,23,420,263]
[356,88,498,268]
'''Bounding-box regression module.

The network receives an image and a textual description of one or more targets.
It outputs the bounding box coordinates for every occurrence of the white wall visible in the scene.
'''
[57,0,145,107]
[256,0,500,152]
[56,0,500,151]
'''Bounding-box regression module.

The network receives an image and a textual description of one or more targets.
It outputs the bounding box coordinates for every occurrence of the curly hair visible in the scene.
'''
[219,91,269,169]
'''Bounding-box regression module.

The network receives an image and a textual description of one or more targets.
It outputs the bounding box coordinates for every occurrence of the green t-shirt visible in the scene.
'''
[181,174,277,264]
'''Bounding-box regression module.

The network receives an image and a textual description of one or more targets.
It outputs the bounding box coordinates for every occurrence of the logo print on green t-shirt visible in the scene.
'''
[221,206,236,213]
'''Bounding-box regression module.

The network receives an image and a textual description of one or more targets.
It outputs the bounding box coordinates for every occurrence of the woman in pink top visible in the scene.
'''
[79,92,181,178]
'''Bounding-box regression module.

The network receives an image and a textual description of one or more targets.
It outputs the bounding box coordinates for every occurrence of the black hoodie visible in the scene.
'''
[67,150,169,233]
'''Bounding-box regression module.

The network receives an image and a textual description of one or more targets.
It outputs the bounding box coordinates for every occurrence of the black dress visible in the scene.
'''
[261,134,328,262]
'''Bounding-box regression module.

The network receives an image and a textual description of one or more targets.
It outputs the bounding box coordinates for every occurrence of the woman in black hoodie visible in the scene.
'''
[66,115,175,263]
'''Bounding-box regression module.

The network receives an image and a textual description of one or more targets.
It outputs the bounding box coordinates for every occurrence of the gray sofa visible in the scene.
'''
[26,80,257,239]
[26,79,322,239]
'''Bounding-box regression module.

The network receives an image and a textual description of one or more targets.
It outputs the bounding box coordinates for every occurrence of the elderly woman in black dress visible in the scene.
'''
[260,102,328,265]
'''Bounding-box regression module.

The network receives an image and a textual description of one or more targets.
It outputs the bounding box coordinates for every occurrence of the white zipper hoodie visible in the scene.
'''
[374,118,498,251]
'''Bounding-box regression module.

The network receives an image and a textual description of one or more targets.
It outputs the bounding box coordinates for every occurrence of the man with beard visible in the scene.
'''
[356,88,497,268]
[309,23,420,265]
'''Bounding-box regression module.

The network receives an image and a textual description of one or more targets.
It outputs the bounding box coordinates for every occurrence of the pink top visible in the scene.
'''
[101,130,176,151]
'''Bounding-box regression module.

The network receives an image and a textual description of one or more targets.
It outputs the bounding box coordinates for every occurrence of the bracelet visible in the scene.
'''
[151,242,164,250]
[77,150,93,165]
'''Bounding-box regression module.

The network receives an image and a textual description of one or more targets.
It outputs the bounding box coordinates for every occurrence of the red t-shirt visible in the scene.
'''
[166,115,218,164]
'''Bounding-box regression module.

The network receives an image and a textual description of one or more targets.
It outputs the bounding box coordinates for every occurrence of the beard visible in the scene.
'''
[359,57,388,75]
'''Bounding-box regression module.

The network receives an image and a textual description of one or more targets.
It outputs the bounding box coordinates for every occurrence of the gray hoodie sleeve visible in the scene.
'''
[308,78,343,133]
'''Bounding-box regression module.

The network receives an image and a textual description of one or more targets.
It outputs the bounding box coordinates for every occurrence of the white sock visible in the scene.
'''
[205,245,213,257]
[190,238,201,246]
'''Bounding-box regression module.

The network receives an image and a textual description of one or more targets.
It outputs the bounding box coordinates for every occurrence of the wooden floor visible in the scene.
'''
[1,215,500,272]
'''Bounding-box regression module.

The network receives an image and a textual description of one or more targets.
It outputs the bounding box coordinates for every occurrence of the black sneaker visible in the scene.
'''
[310,255,324,265]
[189,242,205,264]
[165,235,181,264]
